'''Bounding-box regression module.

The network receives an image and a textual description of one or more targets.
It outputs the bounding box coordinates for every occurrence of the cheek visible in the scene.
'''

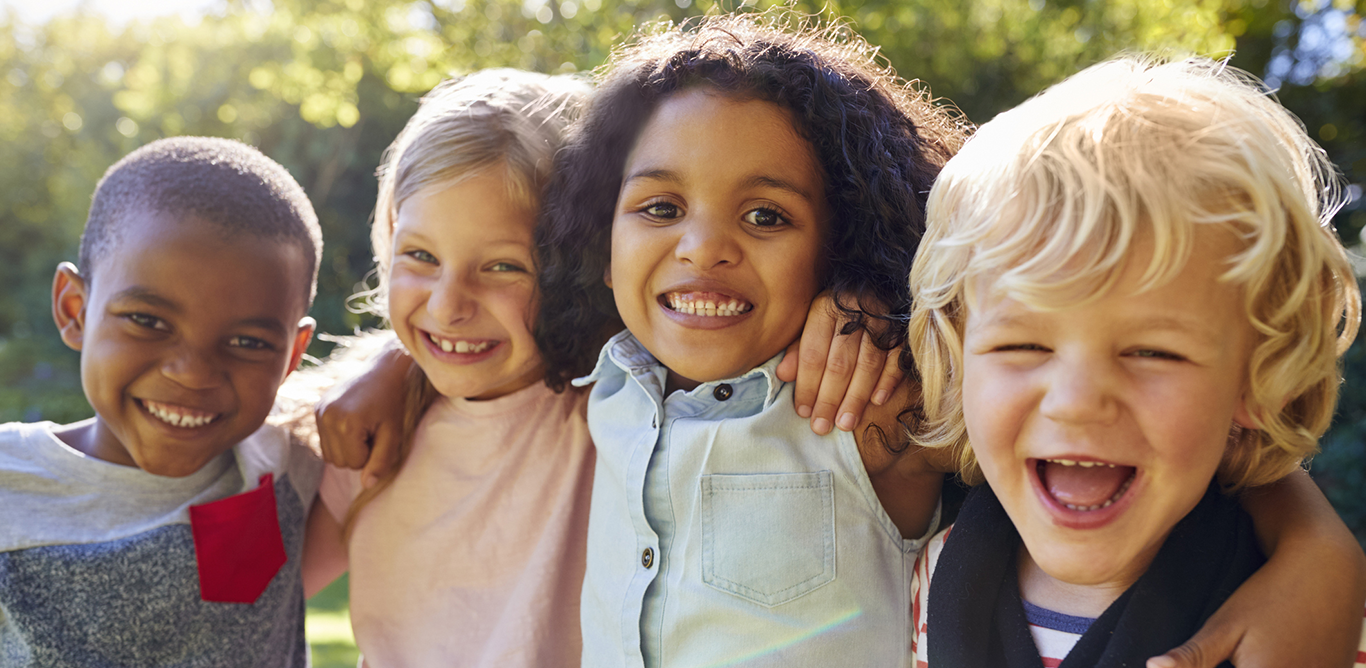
[492,284,539,342]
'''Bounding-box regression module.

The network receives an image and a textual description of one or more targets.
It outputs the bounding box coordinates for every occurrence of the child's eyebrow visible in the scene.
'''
[621,169,818,204]
[621,168,679,187]
[110,287,178,311]
[110,286,289,336]
[742,175,820,204]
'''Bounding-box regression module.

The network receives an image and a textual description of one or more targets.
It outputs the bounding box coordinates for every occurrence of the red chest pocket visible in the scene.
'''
[189,473,287,604]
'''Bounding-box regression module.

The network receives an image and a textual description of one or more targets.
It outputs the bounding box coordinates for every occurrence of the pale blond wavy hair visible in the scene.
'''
[277,69,587,541]
[908,55,1360,491]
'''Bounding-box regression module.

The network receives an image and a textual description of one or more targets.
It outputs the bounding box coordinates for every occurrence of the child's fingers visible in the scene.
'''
[831,332,888,432]
[1146,624,1238,668]
[807,325,862,435]
[315,404,371,469]
[870,346,905,407]
[776,339,801,384]
[791,300,838,421]
[361,422,404,490]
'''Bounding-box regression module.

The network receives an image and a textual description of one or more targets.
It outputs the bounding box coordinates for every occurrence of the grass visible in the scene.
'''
[306,574,360,668]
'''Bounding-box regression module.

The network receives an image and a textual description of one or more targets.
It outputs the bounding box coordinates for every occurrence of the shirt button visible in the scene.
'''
[713,384,733,401]
[641,547,654,569]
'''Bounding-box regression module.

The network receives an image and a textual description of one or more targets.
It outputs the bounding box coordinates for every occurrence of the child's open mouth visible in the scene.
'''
[1035,458,1137,511]
[139,399,221,429]
[425,332,496,355]
[661,291,754,317]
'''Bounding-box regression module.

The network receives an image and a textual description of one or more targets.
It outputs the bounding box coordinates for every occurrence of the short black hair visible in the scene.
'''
[80,136,322,304]
[535,14,969,390]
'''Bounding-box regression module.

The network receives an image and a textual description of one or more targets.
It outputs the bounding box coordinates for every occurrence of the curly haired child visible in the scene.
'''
[908,55,1366,668]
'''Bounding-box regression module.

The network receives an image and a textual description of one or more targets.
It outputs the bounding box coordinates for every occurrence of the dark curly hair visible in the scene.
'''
[535,14,968,390]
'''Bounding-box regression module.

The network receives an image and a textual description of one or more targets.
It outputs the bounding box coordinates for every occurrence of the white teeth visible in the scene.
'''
[666,293,753,317]
[428,333,491,354]
[144,401,217,428]
[1045,458,1116,468]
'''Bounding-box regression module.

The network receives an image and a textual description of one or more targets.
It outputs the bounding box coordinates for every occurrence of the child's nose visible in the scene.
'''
[161,342,224,390]
[1038,358,1118,424]
[674,215,741,269]
[427,271,477,324]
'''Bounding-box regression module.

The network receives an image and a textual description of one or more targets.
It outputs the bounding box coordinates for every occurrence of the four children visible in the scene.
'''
[2,15,1365,668]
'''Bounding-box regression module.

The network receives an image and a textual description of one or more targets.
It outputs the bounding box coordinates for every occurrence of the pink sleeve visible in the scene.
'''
[1355,606,1366,668]
[318,464,363,524]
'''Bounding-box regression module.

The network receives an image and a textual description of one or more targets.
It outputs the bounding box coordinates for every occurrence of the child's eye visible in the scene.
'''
[641,202,681,220]
[227,336,273,351]
[405,249,438,264]
[743,207,788,228]
[994,343,1048,353]
[125,313,168,331]
[489,262,526,273]
[1128,348,1186,362]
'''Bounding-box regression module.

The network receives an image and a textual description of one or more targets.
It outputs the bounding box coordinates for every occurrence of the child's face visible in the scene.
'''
[609,88,829,389]
[387,170,544,401]
[52,211,314,477]
[960,232,1256,591]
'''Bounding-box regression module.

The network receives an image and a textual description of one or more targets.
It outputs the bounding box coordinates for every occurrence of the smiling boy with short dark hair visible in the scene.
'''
[0,136,322,666]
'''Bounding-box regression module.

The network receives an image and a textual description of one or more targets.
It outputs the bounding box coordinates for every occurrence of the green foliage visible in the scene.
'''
[1,0,1363,540]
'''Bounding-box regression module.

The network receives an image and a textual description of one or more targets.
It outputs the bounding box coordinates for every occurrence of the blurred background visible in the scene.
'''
[1,0,1363,664]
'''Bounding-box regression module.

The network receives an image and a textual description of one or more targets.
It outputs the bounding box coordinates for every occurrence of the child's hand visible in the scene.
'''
[1147,469,1366,668]
[315,341,412,489]
[776,292,905,435]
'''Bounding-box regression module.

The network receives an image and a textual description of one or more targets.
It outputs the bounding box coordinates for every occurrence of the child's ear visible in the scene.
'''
[603,262,613,289]
[51,262,88,352]
[285,317,316,375]
[1232,391,1258,431]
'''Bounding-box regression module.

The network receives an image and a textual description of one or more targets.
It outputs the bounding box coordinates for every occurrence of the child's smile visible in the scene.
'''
[388,169,545,401]
[51,210,314,477]
[609,88,829,390]
[961,231,1257,597]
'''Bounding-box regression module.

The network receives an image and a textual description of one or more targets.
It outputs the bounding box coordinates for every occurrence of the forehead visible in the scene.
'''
[94,209,312,322]
[394,172,537,247]
[624,88,824,195]
[967,231,1247,335]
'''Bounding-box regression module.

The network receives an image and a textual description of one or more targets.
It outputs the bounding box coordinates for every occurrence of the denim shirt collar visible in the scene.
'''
[574,329,786,411]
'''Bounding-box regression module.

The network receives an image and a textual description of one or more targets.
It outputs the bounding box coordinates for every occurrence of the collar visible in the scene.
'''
[574,329,786,410]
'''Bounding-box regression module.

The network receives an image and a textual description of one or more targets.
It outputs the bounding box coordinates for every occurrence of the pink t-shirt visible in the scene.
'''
[319,381,594,668]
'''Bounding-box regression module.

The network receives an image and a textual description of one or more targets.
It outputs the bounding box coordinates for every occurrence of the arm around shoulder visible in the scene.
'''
[1150,469,1366,668]
[854,381,945,540]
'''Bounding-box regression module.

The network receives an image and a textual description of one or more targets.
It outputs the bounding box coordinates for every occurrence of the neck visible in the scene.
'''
[1015,545,1133,618]
[665,371,700,395]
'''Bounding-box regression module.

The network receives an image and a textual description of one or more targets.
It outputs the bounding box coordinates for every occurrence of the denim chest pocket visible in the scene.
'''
[700,471,835,607]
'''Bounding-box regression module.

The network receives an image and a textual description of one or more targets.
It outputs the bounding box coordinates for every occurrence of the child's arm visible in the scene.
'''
[1148,469,1366,668]
[313,336,412,488]
[302,497,349,598]
[851,381,947,539]
[776,292,906,435]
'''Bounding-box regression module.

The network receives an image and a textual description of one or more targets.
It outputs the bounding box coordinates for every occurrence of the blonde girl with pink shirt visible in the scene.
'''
[293,69,597,667]
[291,68,907,668]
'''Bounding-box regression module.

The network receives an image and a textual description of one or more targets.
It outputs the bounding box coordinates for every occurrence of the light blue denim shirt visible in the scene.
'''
[575,331,939,668]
